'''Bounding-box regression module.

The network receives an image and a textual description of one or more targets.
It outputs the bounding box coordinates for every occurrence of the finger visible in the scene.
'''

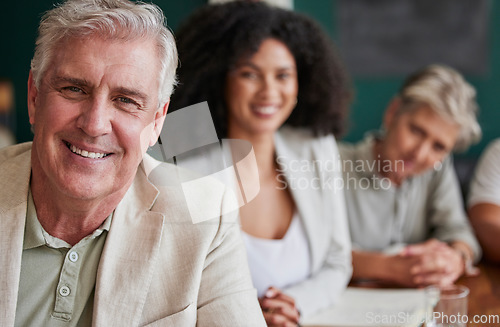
[260,298,300,322]
[413,270,459,286]
[265,286,280,299]
[439,274,459,287]
[263,311,299,327]
[402,244,428,256]
[272,292,296,307]
[410,251,451,275]
[403,239,446,256]
[412,272,443,286]
[264,287,296,307]
[464,264,480,277]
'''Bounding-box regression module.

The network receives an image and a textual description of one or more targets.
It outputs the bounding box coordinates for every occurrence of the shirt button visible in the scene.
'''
[69,251,79,262]
[59,286,71,297]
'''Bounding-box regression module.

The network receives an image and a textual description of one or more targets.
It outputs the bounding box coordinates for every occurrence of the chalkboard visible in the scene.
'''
[338,0,489,76]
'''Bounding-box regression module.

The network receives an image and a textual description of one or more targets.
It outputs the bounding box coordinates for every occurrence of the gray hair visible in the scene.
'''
[398,64,481,151]
[31,0,178,106]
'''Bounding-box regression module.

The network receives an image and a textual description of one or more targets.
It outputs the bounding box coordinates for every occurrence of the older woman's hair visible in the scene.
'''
[31,0,178,105]
[170,1,352,138]
[398,64,481,151]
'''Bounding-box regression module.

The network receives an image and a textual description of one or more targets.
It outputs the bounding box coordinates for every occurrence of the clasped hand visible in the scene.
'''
[259,287,300,327]
[390,239,470,287]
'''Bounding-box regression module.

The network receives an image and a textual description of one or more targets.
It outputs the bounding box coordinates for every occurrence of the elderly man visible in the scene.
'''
[0,0,265,326]
[340,65,481,287]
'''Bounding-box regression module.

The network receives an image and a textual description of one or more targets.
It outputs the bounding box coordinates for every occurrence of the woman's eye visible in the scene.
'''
[433,143,446,153]
[277,73,290,80]
[410,125,424,136]
[240,71,258,79]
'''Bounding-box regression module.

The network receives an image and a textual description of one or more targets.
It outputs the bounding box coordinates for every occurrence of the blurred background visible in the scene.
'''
[0,0,497,159]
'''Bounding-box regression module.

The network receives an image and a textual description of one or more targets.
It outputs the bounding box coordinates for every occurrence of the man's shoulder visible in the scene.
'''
[0,143,32,210]
[0,142,32,164]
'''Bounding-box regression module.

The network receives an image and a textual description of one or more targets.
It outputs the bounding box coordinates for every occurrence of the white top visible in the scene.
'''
[468,139,500,207]
[242,213,311,297]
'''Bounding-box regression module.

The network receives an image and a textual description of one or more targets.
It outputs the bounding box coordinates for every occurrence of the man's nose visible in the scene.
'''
[76,97,112,137]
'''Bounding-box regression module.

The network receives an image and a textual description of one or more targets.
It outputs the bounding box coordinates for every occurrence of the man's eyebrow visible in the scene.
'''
[51,75,150,103]
[114,87,149,103]
[51,75,90,87]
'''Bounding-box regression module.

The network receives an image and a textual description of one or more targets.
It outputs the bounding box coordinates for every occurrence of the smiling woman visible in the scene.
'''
[338,64,482,289]
[171,2,353,324]
[225,38,298,138]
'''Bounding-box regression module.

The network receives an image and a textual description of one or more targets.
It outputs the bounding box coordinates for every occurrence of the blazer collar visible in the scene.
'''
[92,158,166,326]
[274,129,320,269]
[0,144,32,326]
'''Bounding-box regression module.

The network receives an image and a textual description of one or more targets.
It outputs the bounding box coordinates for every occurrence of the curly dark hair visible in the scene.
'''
[170,1,352,138]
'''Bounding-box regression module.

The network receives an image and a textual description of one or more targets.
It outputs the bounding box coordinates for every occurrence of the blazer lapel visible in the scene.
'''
[0,146,32,326]
[93,164,165,327]
[274,132,321,270]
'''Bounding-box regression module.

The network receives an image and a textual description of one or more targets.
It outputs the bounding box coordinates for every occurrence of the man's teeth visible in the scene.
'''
[69,144,107,159]
[255,106,278,115]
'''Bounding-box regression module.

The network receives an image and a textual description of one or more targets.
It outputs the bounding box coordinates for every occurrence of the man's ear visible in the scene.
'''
[149,100,169,147]
[383,97,401,130]
[27,71,38,126]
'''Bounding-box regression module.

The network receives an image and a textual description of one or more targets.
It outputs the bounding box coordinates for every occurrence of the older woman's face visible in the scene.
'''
[225,38,298,137]
[379,102,459,184]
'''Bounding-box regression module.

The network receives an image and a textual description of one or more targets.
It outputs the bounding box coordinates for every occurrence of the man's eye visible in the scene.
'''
[63,86,83,93]
[118,97,134,104]
[115,97,141,113]
[60,86,86,98]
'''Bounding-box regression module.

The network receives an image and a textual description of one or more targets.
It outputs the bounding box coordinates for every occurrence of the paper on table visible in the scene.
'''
[302,287,426,327]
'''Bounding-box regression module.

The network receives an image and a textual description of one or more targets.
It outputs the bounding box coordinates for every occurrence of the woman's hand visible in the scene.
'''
[402,239,468,286]
[259,287,300,327]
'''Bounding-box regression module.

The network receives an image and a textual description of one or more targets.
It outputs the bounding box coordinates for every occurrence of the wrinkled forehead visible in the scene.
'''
[47,35,161,103]
[395,100,450,122]
[48,34,161,77]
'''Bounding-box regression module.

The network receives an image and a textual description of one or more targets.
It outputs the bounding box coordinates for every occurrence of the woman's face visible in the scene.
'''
[225,38,298,137]
[379,101,459,184]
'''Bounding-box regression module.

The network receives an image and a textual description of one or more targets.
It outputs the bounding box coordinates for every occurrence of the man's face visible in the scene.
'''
[380,102,459,184]
[28,36,167,201]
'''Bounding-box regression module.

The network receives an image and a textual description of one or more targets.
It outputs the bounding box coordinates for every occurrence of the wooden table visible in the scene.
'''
[342,261,500,326]
[456,261,500,326]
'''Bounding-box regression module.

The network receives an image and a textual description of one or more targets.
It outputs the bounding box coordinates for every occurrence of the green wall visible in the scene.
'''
[295,0,499,158]
[1,0,498,158]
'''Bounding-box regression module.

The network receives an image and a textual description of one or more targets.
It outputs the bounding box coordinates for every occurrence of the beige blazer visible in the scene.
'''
[274,126,352,318]
[0,143,265,326]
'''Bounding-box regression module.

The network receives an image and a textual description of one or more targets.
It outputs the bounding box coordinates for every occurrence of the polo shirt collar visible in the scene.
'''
[23,188,113,250]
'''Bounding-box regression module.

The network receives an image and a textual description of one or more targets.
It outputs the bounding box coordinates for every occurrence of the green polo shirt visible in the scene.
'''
[14,189,112,326]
